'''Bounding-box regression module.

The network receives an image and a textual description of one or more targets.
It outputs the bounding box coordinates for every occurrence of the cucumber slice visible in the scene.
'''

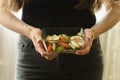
[52,40,56,51]
[69,43,76,49]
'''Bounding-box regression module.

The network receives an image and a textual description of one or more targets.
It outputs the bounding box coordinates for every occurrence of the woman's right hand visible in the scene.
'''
[29,27,58,60]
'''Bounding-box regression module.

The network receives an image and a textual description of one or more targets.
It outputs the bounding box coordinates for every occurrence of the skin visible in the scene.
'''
[0,0,120,60]
[76,0,120,55]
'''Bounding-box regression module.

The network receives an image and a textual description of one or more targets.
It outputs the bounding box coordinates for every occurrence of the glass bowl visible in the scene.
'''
[42,27,86,53]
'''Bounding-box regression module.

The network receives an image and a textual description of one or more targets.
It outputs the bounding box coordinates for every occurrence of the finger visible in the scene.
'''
[44,56,49,60]
[44,56,55,60]
[75,29,94,55]
[36,40,46,57]
[36,39,58,58]
[75,38,92,55]
[44,52,58,60]
[84,29,94,41]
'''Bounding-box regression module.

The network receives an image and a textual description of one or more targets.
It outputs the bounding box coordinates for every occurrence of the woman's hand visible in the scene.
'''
[75,28,94,55]
[75,0,120,56]
[29,27,58,60]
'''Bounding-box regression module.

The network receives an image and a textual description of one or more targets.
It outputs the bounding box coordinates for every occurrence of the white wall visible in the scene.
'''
[0,26,3,80]
[0,27,3,58]
[0,9,22,80]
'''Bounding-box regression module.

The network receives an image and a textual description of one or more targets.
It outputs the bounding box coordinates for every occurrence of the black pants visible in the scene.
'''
[16,35,103,80]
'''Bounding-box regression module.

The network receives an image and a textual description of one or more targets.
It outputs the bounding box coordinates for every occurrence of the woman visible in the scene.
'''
[0,0,120,80]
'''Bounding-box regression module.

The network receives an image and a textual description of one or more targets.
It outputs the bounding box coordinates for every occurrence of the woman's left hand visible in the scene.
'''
[75,28,94,55]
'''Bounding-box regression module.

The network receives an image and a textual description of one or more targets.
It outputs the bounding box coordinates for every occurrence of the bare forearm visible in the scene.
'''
[91,1,120,39]
[0,9,34,38]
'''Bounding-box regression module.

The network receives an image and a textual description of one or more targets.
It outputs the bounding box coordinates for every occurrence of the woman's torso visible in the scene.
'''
[22,0,96,28]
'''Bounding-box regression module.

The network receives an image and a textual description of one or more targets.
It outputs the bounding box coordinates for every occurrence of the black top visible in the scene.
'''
[22,0,96,29]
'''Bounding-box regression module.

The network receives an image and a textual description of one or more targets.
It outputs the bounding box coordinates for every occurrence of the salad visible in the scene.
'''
[43,31,85,53]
